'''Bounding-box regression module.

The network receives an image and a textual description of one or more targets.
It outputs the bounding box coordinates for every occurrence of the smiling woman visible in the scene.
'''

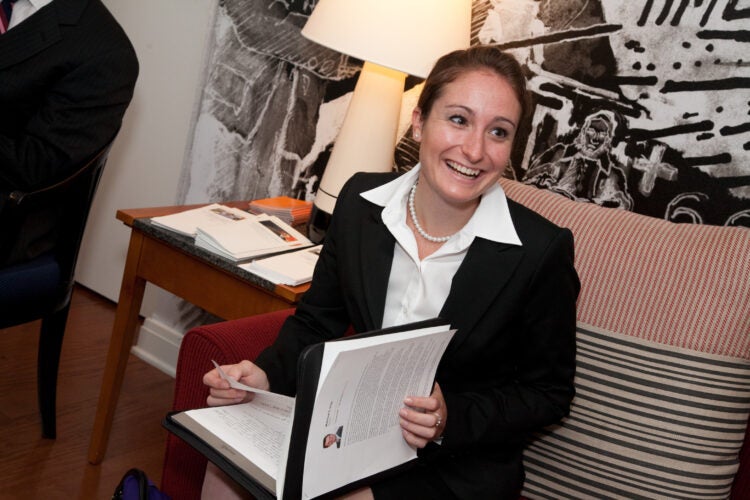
[401,48,528,261]
[409,69,521,252]
[200,46,580,500]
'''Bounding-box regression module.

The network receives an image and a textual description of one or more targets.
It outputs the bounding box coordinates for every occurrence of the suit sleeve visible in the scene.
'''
[253,178,359,396]
[440,228,579,451]
[0,44,138,191]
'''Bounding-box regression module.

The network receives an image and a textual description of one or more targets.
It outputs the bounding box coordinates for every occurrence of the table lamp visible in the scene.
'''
[302,0,471,242]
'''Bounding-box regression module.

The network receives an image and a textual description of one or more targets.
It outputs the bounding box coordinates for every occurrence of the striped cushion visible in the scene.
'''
[522,323,750,499]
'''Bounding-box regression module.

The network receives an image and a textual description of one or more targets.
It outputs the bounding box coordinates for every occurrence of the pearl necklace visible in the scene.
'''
[408,181,456,243]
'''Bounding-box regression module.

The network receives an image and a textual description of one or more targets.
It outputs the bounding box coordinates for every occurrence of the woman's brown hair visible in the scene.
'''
[417,45,531,134]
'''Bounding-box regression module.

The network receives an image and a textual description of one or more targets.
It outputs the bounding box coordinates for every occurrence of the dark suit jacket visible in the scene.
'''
[0,0,138,264]
[255,172,580,498]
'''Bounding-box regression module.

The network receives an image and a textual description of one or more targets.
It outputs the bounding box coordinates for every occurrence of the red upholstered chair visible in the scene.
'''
[161,308,294,500]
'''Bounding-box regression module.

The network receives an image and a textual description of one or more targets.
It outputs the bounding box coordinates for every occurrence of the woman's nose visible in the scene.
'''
[461,130,484,163]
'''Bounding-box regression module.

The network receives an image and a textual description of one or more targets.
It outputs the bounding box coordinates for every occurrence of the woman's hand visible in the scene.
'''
[399,382,447,448]
[202,360,270,407]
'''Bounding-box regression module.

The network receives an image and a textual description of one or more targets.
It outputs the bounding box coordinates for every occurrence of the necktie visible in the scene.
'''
[1,0,17,34]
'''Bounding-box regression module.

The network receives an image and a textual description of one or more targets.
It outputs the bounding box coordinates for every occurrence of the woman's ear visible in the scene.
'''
[411,108,423,141]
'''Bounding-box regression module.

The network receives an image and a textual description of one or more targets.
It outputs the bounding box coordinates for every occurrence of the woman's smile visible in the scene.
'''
[445,160,481,178]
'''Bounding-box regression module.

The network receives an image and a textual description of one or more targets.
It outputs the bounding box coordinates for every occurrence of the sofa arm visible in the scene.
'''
[161,308,295,500]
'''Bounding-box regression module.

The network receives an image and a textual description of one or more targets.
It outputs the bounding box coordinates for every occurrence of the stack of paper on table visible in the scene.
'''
[195,214,313,262]
[150,204,250,237]
[240,245,321,286]
[248,196,312,227]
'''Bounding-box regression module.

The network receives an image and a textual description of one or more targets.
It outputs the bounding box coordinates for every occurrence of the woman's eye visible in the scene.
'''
[449,115,467,125]
[491,128,508,139]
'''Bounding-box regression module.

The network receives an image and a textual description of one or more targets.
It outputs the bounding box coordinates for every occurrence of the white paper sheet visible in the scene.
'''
[300,325,455,499]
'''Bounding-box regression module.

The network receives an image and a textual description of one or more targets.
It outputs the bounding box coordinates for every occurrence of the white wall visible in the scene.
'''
[75,0,216,316]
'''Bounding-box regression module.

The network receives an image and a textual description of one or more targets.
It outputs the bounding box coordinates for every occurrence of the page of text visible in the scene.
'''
[301,325,454,499]
[185,393,294,481]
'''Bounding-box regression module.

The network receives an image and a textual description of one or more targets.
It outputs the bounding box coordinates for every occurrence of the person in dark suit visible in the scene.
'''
[204,46,580,499]
[323,425,344,449]
[0,0,138,265]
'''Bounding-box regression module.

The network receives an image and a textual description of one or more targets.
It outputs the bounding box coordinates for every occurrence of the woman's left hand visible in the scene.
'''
[399,382,447,448]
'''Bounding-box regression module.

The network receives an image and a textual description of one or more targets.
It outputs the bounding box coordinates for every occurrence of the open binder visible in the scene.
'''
[164,318,454,499]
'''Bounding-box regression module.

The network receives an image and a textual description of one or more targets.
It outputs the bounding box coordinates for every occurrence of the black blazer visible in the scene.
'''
[0,0,138,191]
[256,172,580,498]
[0,0,138,265]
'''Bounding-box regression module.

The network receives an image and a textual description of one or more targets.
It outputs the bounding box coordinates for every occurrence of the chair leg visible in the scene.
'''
[37,302,71,439]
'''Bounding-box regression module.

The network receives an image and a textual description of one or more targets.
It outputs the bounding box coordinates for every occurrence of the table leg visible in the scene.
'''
[87,231,148,464]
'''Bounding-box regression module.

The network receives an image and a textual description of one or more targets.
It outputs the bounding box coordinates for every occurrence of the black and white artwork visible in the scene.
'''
[157,0,747,333]
[181,0,749,228]
[491,0,749,226]
[177,0,361,207]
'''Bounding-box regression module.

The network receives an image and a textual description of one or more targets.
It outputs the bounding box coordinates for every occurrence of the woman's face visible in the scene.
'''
[412,69,522,209]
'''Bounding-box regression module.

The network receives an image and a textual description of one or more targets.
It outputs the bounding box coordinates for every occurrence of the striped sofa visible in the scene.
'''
[501,179,750,499]
[161,179,750,499]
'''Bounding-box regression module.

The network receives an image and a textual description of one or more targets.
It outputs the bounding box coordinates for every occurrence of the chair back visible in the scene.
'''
[0,140,114,310]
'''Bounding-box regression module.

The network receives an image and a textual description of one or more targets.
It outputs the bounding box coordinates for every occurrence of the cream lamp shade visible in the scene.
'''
[302,0,471,240]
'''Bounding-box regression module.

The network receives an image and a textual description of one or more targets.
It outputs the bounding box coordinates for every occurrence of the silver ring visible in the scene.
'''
[434,412,442,428]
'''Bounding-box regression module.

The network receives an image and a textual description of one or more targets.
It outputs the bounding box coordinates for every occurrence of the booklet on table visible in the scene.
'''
[194,214,313,262]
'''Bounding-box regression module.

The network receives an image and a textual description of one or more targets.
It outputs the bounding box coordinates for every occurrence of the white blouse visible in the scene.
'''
[360,164,522,328]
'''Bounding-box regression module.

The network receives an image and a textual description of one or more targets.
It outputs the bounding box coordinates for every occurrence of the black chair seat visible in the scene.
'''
[0,253,62,327]
[0,138,116,438]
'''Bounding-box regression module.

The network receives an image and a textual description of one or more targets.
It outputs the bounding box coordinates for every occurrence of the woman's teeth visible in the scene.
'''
[447,161,480,177]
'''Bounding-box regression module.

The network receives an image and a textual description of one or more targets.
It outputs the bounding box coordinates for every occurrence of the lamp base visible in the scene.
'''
[307,203,332,244]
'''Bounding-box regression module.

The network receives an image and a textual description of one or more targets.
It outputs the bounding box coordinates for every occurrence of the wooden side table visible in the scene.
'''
[87,203,309,464]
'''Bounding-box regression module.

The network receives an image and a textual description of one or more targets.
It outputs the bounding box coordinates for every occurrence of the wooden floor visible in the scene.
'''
[0,285,174,499]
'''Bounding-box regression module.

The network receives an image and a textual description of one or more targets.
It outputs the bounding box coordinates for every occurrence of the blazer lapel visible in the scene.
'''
[0,0,88,70]
[440,238,524,354]
[0,6,61,69]
[359,205,394,330]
